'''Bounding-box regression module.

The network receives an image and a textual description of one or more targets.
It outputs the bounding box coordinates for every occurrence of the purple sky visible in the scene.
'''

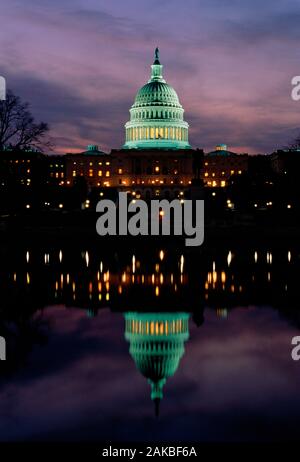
[1,0,300,154]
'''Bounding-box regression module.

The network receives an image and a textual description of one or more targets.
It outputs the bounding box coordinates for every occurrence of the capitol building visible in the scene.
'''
[54,49,249,199]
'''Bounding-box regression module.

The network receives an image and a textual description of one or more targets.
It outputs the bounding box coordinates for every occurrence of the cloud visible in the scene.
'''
[0,0,300,153]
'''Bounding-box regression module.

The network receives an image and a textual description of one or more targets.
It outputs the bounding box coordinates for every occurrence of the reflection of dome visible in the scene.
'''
[123,48,190,150]
[124,312,190,415]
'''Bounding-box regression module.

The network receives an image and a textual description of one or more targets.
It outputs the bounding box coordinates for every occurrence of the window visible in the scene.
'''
[118,168,123,174]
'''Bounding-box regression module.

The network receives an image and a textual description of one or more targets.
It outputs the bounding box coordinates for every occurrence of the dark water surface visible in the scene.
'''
[1,241,300,442]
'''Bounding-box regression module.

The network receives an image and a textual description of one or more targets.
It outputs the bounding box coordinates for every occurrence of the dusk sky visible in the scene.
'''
[1,0,300,154]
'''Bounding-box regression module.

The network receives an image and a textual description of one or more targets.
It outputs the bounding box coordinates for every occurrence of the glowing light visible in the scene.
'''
[227,251,233,267]
[180,255,184,273]
[85,251,89,267]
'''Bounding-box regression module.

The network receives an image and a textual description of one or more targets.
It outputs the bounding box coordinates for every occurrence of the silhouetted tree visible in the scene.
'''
[0,90,52,151]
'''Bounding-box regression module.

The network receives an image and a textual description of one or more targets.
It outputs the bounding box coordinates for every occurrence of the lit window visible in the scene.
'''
[204,172,209,177]
[98,170,102,177]
[106,171,110,177]
[118,168,123,174]
[89,169,94,177]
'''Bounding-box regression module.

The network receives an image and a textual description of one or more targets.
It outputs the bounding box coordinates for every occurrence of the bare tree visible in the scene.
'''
[0,90,52,151]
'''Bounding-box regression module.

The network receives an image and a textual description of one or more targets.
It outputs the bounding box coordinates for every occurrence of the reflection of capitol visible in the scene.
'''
[124,312,190,416]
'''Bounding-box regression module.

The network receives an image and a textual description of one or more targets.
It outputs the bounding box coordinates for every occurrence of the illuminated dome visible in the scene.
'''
[123,48,190,150]
[124,312,190,415]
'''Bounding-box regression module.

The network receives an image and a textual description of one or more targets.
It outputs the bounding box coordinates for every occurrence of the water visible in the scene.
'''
[1,241,300,442]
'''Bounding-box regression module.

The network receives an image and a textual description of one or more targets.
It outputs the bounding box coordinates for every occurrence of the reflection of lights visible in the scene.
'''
[106,293,110,301]
[13,273,17,282]
[159,250,164,261]
[104,271,110,282]
[132,255,136,274]
[254,251,258,263]
[44,253,49,264]
[26,251,30,263]
[100,261,103,273]
[85,251,89,267]
[160,274,164,284]
[59,250,63,263]
[118,285,122,294]
[212,261,216,271]
[66,274,70,284]
[26,272,30,285]
[227,251,232,267]
[155,286,159,297]
[180,255,184,273]
[221,271,226,283]
[216,308,228,319]
[155,264,160,273]
[268,272,271,282]
[72,282,76,292]
[288,251,292,262]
